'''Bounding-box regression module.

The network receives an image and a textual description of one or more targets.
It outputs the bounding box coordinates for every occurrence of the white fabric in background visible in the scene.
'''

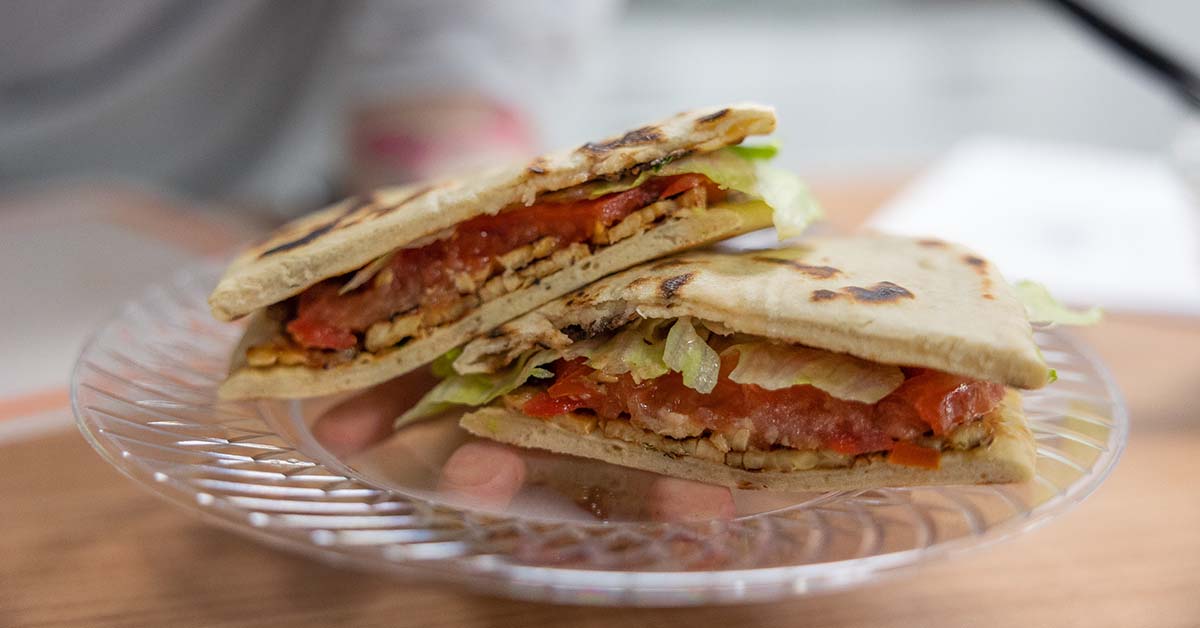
[869,137,1200,315]
[0,0,619,215]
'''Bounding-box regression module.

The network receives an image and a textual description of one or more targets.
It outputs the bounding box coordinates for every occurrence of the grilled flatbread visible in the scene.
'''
[428,235,1049,490]
[213,104,804,399]
[455,235,1048,389]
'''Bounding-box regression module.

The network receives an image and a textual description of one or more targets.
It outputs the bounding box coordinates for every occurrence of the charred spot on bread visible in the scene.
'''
[810,282,915,303]
[561,324,588,342]
[697,108,731,123]
[366,184,441,219]
[844,281,915,303]
[659,272,695,300]
[259,214,346,258]
[752,256,842,279]
[580,126,665,154]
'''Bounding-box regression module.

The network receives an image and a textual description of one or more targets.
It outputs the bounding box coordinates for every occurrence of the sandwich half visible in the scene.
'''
[211,103,819,399]
[400,235,1054,491]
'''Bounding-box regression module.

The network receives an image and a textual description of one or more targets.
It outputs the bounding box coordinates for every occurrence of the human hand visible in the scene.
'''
[347,96,535,194]
[312,372,736,522]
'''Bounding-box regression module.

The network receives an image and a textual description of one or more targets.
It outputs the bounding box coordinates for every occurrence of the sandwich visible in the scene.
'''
[210,103,819,399]
[398,235,1066,491]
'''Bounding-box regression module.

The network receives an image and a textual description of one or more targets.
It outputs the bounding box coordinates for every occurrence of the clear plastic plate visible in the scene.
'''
[73,265,1128,606]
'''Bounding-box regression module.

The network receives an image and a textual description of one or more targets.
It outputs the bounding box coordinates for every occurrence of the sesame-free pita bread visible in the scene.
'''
[456,235,1049,389]
[449,235,1046,490]
[214,104,780,399]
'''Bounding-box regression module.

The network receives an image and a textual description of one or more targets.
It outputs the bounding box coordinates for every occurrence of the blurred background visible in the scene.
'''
[6,0,1200,210]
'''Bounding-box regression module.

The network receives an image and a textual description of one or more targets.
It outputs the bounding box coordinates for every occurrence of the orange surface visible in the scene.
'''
[0,387,69,422]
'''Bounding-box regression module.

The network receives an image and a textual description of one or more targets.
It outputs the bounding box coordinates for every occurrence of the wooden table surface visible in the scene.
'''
[4,180,1200,627]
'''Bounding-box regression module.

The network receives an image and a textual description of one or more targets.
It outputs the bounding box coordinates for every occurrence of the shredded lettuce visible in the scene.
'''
[581,146,821,239]
[662,317,722,394]
[755,163,821,240]
[586,148,758,199]
[562,319,669,382]
[565,317,723,393]
[584,171,655,199]
[430,346,464,378]
[397,316,915,430]
[394,349,557,429]
[656,148,760,194]
[723,342,904,404]
[1014,281,1102,326]
[397,318,727,430]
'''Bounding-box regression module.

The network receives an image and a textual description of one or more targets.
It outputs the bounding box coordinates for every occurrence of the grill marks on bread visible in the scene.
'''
[580,126,665,154]
[811,281,915,304]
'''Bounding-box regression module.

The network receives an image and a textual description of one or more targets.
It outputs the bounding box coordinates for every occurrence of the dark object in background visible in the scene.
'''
[1044,0,1200,111]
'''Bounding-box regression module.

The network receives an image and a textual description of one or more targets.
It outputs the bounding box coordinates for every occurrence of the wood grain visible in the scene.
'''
[3,180,1199,627]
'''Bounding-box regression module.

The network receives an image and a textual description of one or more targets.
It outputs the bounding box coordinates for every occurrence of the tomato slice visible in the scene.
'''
[888,441,941,469]
[286,174,720,350]
[658,173,712,200]
[824,433,868,456]
[547,359,595,398]
[285,316,357,350]
[522,392,588,417]
[887,371,1005,435]
[515,359,1004,457]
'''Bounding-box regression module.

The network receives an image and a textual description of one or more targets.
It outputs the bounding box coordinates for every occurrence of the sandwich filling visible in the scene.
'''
[401,317,1007,470]
[512,358,1004,461]
[244,146,817,369]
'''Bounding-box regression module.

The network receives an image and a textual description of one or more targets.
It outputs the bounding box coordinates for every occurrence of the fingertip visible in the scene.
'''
[645,476,736,523]
[311,369,440,457]
[438,441,527,510]
[311,404,394,458]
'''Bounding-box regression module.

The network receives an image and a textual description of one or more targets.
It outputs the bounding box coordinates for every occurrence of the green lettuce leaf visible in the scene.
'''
[656,148,760,194]
[394,349,557,429]
[580,146,821,240]
[569,317,724,394]
[727,141,780,160]
[586,147,758,199]
[584,171,655,199]
[430,346,464,378]
[755,163,822,239]
[563,319,670,382]
[1014,281,1102,326]
[663,317,722,394]
[724,341,905,404]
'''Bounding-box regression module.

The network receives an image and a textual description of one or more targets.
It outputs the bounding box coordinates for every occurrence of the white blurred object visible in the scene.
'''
[869,137,1200,315]
[1171,115,1200,198]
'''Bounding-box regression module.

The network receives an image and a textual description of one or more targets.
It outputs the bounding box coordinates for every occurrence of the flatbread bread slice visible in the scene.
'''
[209,103,775,321]
[456,235,1050,390]
[218,203,769,398]
[460,391,1035,491]
[213,103,780,399]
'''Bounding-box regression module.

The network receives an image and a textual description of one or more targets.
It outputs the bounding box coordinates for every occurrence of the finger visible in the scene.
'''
[312,368,438,457]
[437,441,527,510]
[644,476,736,523]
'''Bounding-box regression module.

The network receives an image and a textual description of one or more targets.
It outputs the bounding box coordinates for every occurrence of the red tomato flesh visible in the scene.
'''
[287,174,721,350]
[521,358,1004,457]
[888,441,942,469]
